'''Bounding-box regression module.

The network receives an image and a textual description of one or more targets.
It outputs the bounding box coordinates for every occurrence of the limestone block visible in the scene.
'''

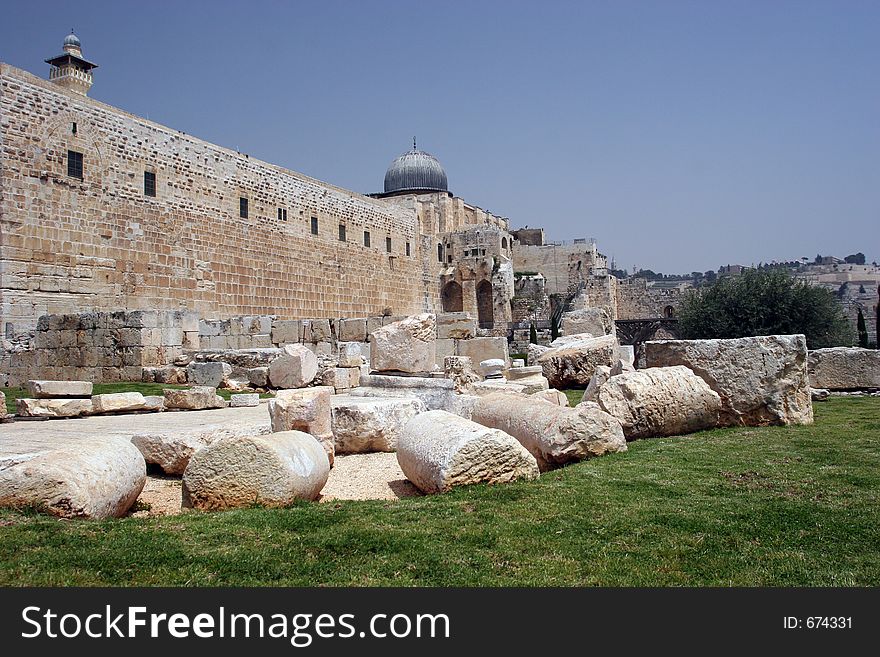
[366,316,384,335]
[443,355,481,393]
[131,423,271,475]
[511,359,525,368]
[0,436,145,519]
[536,334,618,388]
[561,307,614,337]
[323,367,360,391]
[456,336,509,366]
[268,344,319,389]
[230,393,260,407]
[304,319,332,343]
[331,396,426,453]
[337,342,364,368]
[437,313,477,339]
[645,335,813,426]
[435,338,456,368]
[471,392,627,470]
[506,365,543,381]
[532,389,569,406]
[610,358,635,376]
[808,347,880,390]
[0,391,7,420]
[91,392,147,414]
[618,345,635,368]
[16,398,93,418]
[811,388,830,402]
[247,367,269,387]
[512,375,550,394]
[397,410,539,494]
[25,380,93,398]
[337,318,367,343]
[582,365,612,402]
[142,365,187,385]
[181,311,200,333]
[268,386,335,465]
[472,381,527,396]
[187,361,232,388]
[143,395,165,412]
[182,431,330,509]
[182,331,200,350]
[163,386,226,410]
[199,320,223,337]
[370,313,436,373]
[125,310,160,329]
[596,366,722,439]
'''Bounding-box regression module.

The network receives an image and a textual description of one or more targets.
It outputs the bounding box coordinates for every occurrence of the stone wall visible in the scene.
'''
[512,241,606,296]
[0,63,431,339]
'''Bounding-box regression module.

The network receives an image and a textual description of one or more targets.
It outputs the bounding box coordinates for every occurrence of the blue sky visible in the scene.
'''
[2,0,877,272]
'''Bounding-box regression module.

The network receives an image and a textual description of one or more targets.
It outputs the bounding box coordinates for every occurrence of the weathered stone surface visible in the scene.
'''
[0,437,145,518]
[582,365,612,402]
[512,374,549,394]
[268,344,319,389]
[247,367,269,387]
[610,358,635,376]
[645,335,813,426]
[472,380,528,396]
[370,313,436,373]
[480,358,505,378]
[337,318,367,343]
[811,388,830,402]
[322,367,360,392]
[337,342,364,368]
[163,386,226,410]
[91,392,147,414]
[618,345,635,368]
[808,347,880,390]
[353,374,457,411]
[271,319,302,345]
[472,392,626,470]
[456,336,509,366]
[25,380,92,398]
[132,423,271,475]
[532,389,569,406]
[186,361,232,388]
[142,365,187,385]
[303,319,332,343]
[596,366,721,439]
[527,343,550,366]
[182,431,330,509]
[561,307,614,337]
[436,313,476,340]
[506,365,543,381]
[511,359,525,368]
[230,393,260,407]
[397,410,539,494]
[536,334,618,388]
[331,396,426,453]
[16,397,93,418]
[268,386,335,465]
[443,355,481,393]
[143,395,165,412]
[0,391,8,420]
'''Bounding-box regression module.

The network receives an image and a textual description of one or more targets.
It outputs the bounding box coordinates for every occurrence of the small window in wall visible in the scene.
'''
[311,216,319,235]
[67,150,83,179]
[278,208,288,221]
[144,171,157,197]
[386,236,392,253]
[405,242,411,256]
[71,122,77,135]
[501,237,507,249]
[339,224,346,241]
[363,230,371,247]
[437,243,443,262]
[447,255,453,263]
[239,197,249,219]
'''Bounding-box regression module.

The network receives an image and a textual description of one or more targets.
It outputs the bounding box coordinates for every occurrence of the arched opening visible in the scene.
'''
[441,281,464,313]
[437,243,443,263]
[477,279,494,329]
[501,237,507,250]
[664,305,675,318]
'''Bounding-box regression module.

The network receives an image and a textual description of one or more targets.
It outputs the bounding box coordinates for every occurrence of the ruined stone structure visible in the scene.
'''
[0,37,514,346]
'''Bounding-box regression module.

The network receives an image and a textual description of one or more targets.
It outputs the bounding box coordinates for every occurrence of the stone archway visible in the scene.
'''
[441,281,464,313]
[477,279,494,329]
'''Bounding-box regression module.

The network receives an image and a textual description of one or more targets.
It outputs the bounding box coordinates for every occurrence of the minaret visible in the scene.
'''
[45,31,98,95]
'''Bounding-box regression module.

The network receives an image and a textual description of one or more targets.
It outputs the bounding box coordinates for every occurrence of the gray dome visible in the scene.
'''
[63,32,81,48]
[384,147,448,194]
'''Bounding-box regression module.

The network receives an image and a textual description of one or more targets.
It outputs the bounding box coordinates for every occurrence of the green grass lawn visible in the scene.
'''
[2,383,272,414]
[0,397,877,586]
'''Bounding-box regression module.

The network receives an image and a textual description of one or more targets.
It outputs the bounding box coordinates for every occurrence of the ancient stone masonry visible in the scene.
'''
[0,63,425,338]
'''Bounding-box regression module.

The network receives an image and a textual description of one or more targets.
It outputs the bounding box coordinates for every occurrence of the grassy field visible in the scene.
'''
[2,383,272,414]
[0,397,877,586]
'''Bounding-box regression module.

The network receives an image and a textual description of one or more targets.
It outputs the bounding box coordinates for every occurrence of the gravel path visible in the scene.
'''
[131,452,420,516]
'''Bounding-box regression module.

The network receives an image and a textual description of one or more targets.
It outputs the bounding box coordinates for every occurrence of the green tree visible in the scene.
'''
[529,322,538,345]
[857,309,868,348]
[676,268,853,348]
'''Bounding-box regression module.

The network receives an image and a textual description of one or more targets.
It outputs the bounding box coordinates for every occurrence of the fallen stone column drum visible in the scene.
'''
[471,392,627,470]
[396,410,539,494]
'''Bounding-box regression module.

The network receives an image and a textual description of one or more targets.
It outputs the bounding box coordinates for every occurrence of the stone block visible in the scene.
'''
[456,336,509,366]
[437,312,477,339]
[230,393,260,407]
[91,392,147,414]
[187,361,232,387]
[337,318,367,343]
[17,397,93,418]
[272,319,302,345]
[25,380,93,398]
[337,342,364,368]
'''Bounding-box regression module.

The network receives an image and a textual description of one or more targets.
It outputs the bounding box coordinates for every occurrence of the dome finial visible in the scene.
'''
[413,136,417,151]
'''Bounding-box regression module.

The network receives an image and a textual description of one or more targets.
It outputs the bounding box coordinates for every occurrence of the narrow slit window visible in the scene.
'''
[386,236,392,253]
[144,171,156,197]
[363,231,371,247]
[405,242,411,256]
[339,224,346,241]
[311,216,319,235]
[71,122,77,135]
[239,197,249,219]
